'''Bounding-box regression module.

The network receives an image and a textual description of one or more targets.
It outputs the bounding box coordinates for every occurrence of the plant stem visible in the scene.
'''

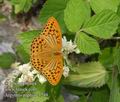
[109,66,118,102]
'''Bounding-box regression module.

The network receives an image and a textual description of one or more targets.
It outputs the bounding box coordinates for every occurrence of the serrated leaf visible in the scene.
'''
[38,0,68,33]
[64,62,108,88]
[117,3,120,17]
[64,0,90,32]
[12,0,32,13]
[90,0,120,13]
[75,32,100,54]
[16,45,30,63]
[0,52,15,68]
[18,30,40,54]
[117,4,120,34]
[82,10,120,38]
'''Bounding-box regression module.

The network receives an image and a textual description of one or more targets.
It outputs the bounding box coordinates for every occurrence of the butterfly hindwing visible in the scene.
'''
[42,54,63,85]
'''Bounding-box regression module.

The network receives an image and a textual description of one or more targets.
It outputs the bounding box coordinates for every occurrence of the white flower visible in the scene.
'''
[16,63,35,83]
[37,74,47,84]
[14,62,47,84]
[63,66,70,77]
[75,48,80,54]
[31,69,39,74]
[18,72,35,83]
[11,62,20,69]
[18,63,31,75]
[32,69,47,84]
[31,69,47,84]
[62,36,79,54]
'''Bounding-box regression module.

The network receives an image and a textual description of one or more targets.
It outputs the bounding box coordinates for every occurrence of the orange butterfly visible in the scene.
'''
[31,17,63,85]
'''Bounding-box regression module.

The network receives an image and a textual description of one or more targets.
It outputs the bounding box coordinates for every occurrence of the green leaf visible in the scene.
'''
[46,82,62,102]
[75,32,100,54]
[18,30,40,54]
[64,0,91,32]
[99,47,120,72]
[16,45,30,63]
[64,85,88,96]
[0,52,15,68]
[38,0,68,33]
[57,95,64,102]
[17,83,49,102]
[90,87,109,102]
[11,0,19,4]
[99,47,114,68]
[117,4,120,34]
[117,4,120,17]
[90,0,120,13]
[64,62,108,88]
[82,10,120,38]
[11,0,33,13]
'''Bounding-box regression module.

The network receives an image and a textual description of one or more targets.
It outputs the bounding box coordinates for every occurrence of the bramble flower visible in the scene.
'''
[62,36,80,54]
[18,72,35,83]
[14,63,46,84]
[37,74,47,84]
[18,63,31,75]
[63,66,70,77]
[11,62,20,69]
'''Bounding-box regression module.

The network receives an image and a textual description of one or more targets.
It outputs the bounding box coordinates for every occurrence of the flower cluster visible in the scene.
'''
[11,62,70,84]
[62,36,80,55]
[12,63,47,84]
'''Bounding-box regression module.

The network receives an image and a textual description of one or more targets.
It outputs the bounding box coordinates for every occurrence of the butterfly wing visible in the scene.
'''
[42,54,63,85]
[31,17,63,85]
[42,17,62,50]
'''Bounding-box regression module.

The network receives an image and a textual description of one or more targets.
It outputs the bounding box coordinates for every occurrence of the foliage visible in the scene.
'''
[64,0,91,32]
[38,0,68,33]
[0,52,15,68]
[75,32,100,54]
[1,0,120,102]
[14,81,49,102]
[18,30,41,54]
[64,62,108,87]
[90,0,120,13]
[10,0,37,13]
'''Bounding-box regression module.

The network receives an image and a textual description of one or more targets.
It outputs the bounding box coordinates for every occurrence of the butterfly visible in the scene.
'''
[30,17,63,85]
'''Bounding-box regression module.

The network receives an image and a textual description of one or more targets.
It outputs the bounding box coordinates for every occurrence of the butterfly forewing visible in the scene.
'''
[42,17,62,50]
[31,17,63,85]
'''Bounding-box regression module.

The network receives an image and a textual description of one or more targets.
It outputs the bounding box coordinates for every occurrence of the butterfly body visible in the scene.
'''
[31,17,63,85]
